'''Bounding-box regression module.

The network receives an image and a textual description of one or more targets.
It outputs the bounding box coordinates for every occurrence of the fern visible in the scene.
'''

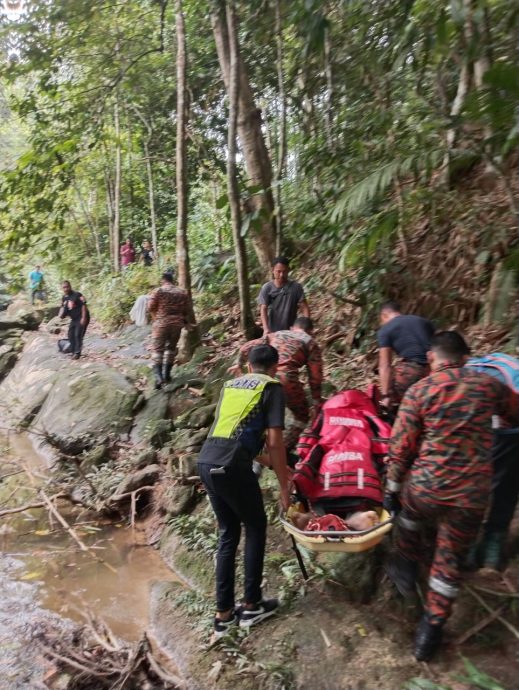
[331,150,442,222]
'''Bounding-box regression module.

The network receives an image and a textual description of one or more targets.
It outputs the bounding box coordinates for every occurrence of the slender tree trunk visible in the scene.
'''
[113,94,122,272]
[175,0,199,360]
[274,0,286,255]
[324,22,334,149]
[226,0,254,337]
[104,168,114,266]
[212,3,275,274]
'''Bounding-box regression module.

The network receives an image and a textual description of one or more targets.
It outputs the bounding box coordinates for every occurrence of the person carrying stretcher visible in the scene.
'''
[229,316,323,450]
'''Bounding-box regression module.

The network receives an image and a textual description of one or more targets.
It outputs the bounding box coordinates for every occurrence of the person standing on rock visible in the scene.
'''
[257,256,310,334]
[28,265,44,305]
[383,331,519,662]
[197,344,290,639]
[58,281,90,360]
[147,271,189,389]
[377,301,435,414]
[229,316,323,451]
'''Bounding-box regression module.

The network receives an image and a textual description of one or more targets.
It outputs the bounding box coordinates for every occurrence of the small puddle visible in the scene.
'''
[0,430,179,685]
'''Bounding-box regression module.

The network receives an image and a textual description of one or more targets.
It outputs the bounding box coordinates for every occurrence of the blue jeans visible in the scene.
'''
[198,462,267,612]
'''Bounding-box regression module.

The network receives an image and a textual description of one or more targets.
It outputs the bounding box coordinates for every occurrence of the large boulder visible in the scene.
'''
[32,361,138,453]
[130,390,170,445]
[0,336,68,426]
[0,310,41,332]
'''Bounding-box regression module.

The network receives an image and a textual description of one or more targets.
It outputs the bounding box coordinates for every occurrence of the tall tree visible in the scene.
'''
[225,0,254,337]
[212,2,276,274]
[175,0,199,358]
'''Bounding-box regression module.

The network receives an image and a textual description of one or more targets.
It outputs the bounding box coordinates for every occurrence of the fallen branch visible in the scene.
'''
[39,489,117,574]
[456,604,507,645]
[108,485,156,503]
[0,493,67,517]
[325,289,363,308]
[465,585,519,640]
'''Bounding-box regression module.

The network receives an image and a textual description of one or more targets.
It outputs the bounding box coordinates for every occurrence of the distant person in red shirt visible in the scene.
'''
[120,238,136,269]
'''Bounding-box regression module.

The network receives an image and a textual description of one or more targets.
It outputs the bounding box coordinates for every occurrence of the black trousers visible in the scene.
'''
[68,316,89,355]
[198,462,267,612]
[485,429,519,534]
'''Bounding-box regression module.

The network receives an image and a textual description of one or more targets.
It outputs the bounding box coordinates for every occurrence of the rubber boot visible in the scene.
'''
[163,363,173,384]
[480,531,507,570]
[153,363,164,390]
[414,615,444,662]
[385,552,418,598]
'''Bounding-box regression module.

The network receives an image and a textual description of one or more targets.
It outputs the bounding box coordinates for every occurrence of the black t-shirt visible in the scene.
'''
[257,280,305,332]
[62,291,87,321]
[198,382,285,465]
[377,314,434,365]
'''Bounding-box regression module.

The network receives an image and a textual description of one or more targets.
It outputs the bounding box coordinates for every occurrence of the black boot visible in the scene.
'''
[163,363,173,384]
[385,552,418,598]
[414,616,443,662]
[153,363,164,390]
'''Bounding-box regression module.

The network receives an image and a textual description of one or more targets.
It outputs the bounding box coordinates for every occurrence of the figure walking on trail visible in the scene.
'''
[257,256,310,334]
[28,264,45,305]
[229,316,323,451]
[120,238,136,269]
[148,271,189,389]
[58,281,90,360]
[197,344,290,639]
[383,331,519,662]
[140,239,154,267]
[376,301,434,414]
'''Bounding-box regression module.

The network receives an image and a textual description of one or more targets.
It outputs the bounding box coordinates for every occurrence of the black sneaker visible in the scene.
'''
[414,615,444,662]
[72,353,81,360]
[213,612,238,639]
[239,598,278,629]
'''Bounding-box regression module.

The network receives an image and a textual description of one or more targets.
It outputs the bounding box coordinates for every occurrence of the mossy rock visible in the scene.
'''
[169,427,208,453]
[175,403,216,430]
[114,464,161,495]
[161,483,196,517]
[79,444,109,472]
[201,355,234,403]
[145,418,173,448]
[168,453,198,478]
[159,525,213,592]
[319,547,382,603]
[131,448,158,469]
[130,389,170,445]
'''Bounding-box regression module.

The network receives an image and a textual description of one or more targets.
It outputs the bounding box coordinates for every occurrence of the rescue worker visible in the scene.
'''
[197,344,290,638]
[257,256,310,334]
[377,301,434,413]
[228,316,323,451]
[58,281,90,360]
[465,353,519,570]
[147,271,189,389]
[384,331,519,661]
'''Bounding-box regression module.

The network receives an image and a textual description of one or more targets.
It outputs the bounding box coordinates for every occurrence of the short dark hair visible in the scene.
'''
[248,344,279,370]
[380,300,401,313]
[293,316,313,332]
[430,331,470,360]
[271,256,289,267]
[162,272,174,283]
[62,280,71,287]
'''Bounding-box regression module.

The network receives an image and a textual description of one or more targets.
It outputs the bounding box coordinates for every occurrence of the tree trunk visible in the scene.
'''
[175,0,200,360]
[274,0,286,256]
[212,3,275,274]
[225,0,254,337]
[113,94,122,273]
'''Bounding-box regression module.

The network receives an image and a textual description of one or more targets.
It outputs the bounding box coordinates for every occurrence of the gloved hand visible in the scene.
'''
[383,492,401,517]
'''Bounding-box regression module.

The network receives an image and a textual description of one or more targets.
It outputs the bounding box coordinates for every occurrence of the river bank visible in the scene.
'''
[0,302,518,690]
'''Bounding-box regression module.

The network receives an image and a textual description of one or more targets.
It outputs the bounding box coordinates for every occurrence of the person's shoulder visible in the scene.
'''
[260,281,274,291]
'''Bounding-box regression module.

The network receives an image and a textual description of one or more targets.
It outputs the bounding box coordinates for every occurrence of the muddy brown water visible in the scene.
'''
[0,431,177,688]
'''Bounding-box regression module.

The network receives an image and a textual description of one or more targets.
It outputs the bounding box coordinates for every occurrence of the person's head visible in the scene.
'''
[271,256,290,285]
[161,271,174,285]
[62,280,72,295]
[427,331,471,370]
[248,344,279,376]
[379,300,402,325]
[125,238,133,246]
[35,264,41,271]
[292,316,314,334]
[143,239,151,249]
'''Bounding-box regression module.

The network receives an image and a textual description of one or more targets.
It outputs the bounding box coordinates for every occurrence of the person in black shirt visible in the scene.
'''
[59,281,90,360]
[377,301,435,412]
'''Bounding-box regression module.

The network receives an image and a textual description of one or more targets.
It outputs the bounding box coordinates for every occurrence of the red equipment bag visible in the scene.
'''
[293,390,392,506]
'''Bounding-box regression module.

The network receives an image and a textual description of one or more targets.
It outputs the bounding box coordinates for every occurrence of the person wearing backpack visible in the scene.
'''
[228,316,323,450]
[383,332,519,662]
[197,344,290,639]
[465,353,519,570]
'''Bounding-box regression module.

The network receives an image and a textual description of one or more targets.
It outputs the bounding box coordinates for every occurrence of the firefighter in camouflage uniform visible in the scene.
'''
[148,271,190,389]
[383,331,519,662]
[229,317,323,451]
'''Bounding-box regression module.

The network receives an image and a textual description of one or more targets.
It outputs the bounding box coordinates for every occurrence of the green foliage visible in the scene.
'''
[169,502,218,559]
[406,657,506,690]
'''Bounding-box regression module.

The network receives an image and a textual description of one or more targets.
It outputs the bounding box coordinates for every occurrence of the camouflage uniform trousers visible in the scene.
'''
[396,486,485,625]
[391,360,429,408]
[151,321,182,366]
[277,371,310,450]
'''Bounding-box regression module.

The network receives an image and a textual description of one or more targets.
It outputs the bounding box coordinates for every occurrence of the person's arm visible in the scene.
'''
[378,347,393,405]
[299,299,310,318]
[496,381,519,427]
[307,340,323,404]
[147,289,159,317]
[80,303,88,326]
[259,304,270,334]
[266,427,290,511]
[384,389,423,507]
[58,302,66,319]
[228,338,263,376]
